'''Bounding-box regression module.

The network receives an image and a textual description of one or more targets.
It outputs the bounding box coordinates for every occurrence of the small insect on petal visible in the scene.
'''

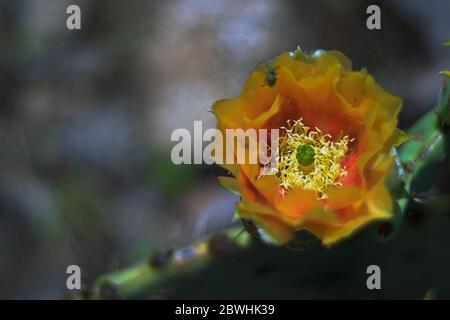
[265,67,277,87]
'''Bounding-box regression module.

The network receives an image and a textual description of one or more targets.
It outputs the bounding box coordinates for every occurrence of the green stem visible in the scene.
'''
[82,227,251,299]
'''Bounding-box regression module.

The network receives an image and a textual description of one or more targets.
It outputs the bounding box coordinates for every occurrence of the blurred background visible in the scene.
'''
[0,0,449,299]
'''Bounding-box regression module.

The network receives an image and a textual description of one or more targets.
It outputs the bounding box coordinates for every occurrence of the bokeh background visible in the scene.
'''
[0,0,449,299]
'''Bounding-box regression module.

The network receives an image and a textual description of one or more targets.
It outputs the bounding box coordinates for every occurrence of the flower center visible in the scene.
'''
[296,144,315,166]
[275,119,351,198]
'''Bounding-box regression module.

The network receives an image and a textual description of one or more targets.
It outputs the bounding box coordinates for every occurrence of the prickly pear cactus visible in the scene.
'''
[83,50,450,300]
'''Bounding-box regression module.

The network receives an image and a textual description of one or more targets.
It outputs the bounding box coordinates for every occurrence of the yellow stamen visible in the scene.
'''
[272,119,351,198]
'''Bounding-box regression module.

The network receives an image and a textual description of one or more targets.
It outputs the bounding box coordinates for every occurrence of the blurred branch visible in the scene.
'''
[81,227,251,299]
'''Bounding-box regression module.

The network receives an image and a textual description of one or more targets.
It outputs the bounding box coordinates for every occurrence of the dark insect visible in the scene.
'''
[256,60,278,88]
[265,66,278,87]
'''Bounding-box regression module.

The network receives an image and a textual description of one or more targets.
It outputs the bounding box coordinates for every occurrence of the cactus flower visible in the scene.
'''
[213,48,407,246]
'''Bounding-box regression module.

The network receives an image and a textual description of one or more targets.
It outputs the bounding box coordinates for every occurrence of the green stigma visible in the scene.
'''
[296,144,315,166]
